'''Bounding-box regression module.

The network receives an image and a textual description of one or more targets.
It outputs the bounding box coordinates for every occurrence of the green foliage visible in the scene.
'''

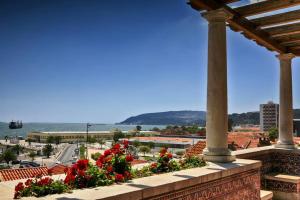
[268,127,279,141]
[147,141,155,149]
[139,145,150,156]
[136,125,142,131]
[46,136,55,144]
[112,129,125,143]
[28,151,36,162]
[180,156,206,169]
[54,136,61,145]
[132,140,140,148]
[79,144,86,159]
[42,144,54,158]
[87,136,97,144]
[91,152,101,161]
[11,144,23,155]
[1,149,17,164]
[175,150,185,156]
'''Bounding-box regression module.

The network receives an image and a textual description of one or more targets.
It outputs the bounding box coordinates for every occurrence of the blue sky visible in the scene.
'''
[0,0,299,123]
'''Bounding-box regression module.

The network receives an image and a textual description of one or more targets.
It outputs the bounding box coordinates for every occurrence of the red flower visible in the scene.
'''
[105,155,113,163]
[113,143,121,150]
[25,179,32,187]
[115,173,124,182]
[125,154,133,162]
[64,167,69,174]
[160,147,167,155]
[104,149,112,157]
[15,182,24,192]
[96,159,103,168]
[78,170,85,177]
[124,171,131,179]
[123,140,129,148]
[151,163,157,169]
[64,173,75,184]
[106,165,113,173]
[37,177,52,186]
[167,153,173,159]
[76,159,88,171]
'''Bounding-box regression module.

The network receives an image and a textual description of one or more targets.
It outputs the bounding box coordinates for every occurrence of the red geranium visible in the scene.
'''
[115,173,124,182]
[15,182,24,192]
[123,140,129,148]
[106,165,113,173]
[104,149,112,157]
[125,154,133,162]
[25,179,32,187]
[167,153,173,159]
[76,159,88,171]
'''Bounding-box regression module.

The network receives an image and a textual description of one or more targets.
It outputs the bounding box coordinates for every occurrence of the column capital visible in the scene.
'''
[202,8,233,22]
[276,53,295,61]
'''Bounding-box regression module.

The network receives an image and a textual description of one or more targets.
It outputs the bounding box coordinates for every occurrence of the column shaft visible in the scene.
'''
[202,9,235,162]
[276,53,295,149]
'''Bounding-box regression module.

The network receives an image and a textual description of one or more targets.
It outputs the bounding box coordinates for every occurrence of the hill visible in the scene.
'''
[119,109,300,126]
[119,111,206,126]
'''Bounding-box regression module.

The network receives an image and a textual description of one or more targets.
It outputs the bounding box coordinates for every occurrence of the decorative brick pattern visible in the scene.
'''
[146,169,260,200]
[264,179,298,193]
[271,151,300,175]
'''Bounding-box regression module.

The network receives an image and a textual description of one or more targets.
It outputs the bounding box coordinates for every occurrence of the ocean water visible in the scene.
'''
[0,123,165,139]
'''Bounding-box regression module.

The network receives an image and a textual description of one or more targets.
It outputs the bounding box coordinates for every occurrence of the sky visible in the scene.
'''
[0,0,299,123]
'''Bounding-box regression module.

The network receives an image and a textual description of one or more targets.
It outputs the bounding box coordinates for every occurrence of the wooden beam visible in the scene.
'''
[264,22,300,37]
[235,0,300,17]
[189,0,286,53]
[188,0,240,11]
[275,34,300,43]
[251,9,300,28]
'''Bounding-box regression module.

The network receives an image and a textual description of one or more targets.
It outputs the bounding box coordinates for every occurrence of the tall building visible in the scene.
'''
[260,101,279,131]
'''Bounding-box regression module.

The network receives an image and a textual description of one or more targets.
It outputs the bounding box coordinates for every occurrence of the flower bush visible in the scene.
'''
[14,175,68,199]
[14,141,206,199]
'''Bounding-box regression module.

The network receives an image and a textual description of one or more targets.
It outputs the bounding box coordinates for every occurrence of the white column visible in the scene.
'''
[202,9,235,162]
[275,53,296,149]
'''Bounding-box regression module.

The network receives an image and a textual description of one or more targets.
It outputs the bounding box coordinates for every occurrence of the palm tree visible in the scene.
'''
[12,144,23,155]
[4,135,8,143]
[1,150,17,164]
[28,151,36,162]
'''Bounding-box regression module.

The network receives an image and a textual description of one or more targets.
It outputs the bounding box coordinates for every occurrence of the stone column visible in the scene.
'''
[275,53,296,149]
[202,9,235,162]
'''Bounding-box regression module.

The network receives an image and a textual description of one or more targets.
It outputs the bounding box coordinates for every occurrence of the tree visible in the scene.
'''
[98,138,105,149]
[147,142,155,150]
[54,136,61,145]
[27,138,32,146]
[139,146,150,156]
[11,144,23,155]
[79,144,86,159]
[28,151,36,162]
[43,144,54,158]
[132,140,140,148]
[46,136,55,144]
[136,125,142,132]
[1,150,17,164]
[112,129,125,143]
[268,127,278,141]
[87,136,97,144]
[4,135,8,143]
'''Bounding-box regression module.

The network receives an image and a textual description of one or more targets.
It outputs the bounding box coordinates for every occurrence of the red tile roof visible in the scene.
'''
[0,167,48,182]
[48,164,67,175]
[185,141,206,156]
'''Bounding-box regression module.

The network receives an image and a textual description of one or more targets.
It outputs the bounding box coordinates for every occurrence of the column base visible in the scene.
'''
[274,143,296,149]
[203,148,236,163]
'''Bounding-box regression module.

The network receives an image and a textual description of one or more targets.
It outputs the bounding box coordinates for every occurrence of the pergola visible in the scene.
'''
[188,0,299,162]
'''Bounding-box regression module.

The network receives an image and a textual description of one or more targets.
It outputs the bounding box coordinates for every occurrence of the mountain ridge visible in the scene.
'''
[119,109,300,126]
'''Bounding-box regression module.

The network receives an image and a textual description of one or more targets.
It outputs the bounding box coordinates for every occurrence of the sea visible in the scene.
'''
[0,123,165,139]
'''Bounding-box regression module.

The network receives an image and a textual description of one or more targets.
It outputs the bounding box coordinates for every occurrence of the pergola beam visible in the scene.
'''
[188,0,240,11]
[251,9,300,28]
[235,0,300,17]
[264,22,300,37]
[189,0,286,53]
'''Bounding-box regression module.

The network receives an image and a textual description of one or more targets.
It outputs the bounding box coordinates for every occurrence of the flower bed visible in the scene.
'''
[14,140,206,199]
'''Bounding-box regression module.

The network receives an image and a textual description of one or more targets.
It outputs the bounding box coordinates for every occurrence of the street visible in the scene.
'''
[57,144,77,166]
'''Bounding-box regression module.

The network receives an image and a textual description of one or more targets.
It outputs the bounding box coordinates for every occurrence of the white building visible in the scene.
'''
[260,101,279,131]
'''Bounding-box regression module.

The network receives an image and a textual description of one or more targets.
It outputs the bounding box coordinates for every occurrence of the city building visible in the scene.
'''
[260,101,279,131]
[294,119,300,137]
